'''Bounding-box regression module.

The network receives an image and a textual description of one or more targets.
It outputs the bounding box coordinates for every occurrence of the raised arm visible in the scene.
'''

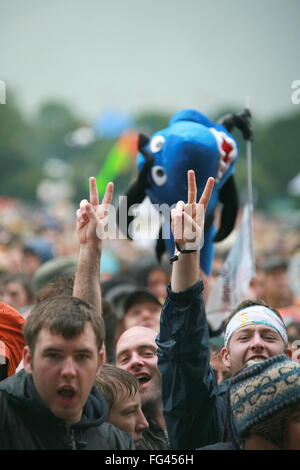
[73,177,114,315]
[170,170,214,292]
[157,171,226,450]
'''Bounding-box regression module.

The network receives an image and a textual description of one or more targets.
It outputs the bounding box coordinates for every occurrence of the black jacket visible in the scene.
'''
[157,280,230,450]
[198,442,237,450]
[0,369,135,450]
[137,417,169,450]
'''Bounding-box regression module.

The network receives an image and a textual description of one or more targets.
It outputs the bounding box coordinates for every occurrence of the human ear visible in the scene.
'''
[220,346,231,369]
[96,349,104,375]
[23,346,33,374]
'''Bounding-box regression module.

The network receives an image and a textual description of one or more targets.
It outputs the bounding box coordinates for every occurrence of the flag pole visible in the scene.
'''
[245,96,256,277]
[245,96,253,210]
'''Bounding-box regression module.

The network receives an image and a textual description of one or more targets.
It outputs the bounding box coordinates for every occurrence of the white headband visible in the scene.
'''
[224,305,288,347]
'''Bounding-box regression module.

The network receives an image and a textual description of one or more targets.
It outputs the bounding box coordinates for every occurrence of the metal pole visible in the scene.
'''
[245,96,253,210]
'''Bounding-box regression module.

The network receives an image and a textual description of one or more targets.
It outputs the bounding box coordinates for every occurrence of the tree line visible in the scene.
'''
[0,91,299,213]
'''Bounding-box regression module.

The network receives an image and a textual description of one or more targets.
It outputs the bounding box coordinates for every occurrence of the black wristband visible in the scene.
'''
[169,243,199,264]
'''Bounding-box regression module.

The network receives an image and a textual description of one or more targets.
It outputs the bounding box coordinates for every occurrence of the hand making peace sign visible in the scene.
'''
[76,177,114,247]
[171,170,214,253]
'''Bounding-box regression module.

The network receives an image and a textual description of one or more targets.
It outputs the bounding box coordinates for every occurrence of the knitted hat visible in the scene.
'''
[32,256,77,292]
[230,355,300,447]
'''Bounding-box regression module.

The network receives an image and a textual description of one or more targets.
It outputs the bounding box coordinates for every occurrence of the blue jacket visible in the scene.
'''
[156,280,228,450]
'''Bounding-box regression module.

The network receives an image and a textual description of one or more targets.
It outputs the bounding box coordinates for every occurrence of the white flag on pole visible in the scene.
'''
[206,202,256,330]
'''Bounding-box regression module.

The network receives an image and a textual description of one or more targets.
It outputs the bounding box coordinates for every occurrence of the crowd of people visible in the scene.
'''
[0,171,300,450]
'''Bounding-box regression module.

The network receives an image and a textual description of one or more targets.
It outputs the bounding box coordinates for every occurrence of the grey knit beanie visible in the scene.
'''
[230,355,300,447]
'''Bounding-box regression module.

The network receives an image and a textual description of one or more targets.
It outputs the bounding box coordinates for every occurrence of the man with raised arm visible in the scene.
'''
[73,177,116,367]
[156,170,290,449]
[74,177,169,449]
[73,177,114,316]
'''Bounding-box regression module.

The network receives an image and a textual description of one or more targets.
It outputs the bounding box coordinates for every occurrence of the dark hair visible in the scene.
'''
[23,296,105,355]
[35,281,117,363]
[209,336,224,355]
[36,278,74,303]
[95,363,140,410]
[124,290,161,315]
[4,273,35,304]
[287,322,300,342]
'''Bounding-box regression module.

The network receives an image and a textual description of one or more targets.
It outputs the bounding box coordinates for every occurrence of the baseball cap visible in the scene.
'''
[124,289,162,316]
[23,237,54,264]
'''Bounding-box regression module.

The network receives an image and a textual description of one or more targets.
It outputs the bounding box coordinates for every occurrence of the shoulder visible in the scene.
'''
[0,369,27,394]
[97,422,135,450]
[218,378,229,397]
[138,418,169,450]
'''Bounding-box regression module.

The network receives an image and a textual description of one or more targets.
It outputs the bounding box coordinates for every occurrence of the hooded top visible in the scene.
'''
[0,369,135,450]
[0,302,25,377]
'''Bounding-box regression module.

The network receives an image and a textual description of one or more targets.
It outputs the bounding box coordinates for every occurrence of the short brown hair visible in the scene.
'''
[36,278,74,303]
[23,296,105,355]
[95,363,140,410]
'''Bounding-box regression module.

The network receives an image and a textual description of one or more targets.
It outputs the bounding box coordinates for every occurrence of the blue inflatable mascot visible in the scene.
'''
[118,109,252,275]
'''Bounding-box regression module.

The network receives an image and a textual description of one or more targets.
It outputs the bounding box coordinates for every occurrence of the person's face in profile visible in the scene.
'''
[107,387,149,447]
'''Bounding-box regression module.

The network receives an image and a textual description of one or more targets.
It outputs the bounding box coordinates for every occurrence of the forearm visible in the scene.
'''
[73,243,102,315]
[170,250,200,292]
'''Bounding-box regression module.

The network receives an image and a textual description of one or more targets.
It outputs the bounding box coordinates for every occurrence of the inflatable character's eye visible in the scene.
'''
[149,135,165,153]
[151,166,167,186]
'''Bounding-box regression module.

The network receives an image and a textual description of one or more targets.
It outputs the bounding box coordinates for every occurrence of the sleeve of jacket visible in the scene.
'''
[156,280,225,450]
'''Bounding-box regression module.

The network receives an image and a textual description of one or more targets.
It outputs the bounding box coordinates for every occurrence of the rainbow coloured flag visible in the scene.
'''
[95,131,138,197]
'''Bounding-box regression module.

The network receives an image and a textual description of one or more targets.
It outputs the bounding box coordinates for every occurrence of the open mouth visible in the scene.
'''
[57,386,76,402]
[135,374,151,387]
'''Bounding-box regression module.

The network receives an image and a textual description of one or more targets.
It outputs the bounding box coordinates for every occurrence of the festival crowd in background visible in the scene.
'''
[0,173,300,451]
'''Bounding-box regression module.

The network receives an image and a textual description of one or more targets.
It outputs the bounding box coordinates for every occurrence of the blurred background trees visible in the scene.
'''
[0,91,299,213]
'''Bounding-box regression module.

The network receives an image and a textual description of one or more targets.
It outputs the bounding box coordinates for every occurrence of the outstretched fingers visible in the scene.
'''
[187,170,197,205]
[171,201,184,243]
[101,181,114,206]
[198,177,214,211]
[89,177,99,207]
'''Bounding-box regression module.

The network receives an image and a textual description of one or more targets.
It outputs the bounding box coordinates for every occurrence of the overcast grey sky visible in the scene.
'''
[1,0,299,121]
